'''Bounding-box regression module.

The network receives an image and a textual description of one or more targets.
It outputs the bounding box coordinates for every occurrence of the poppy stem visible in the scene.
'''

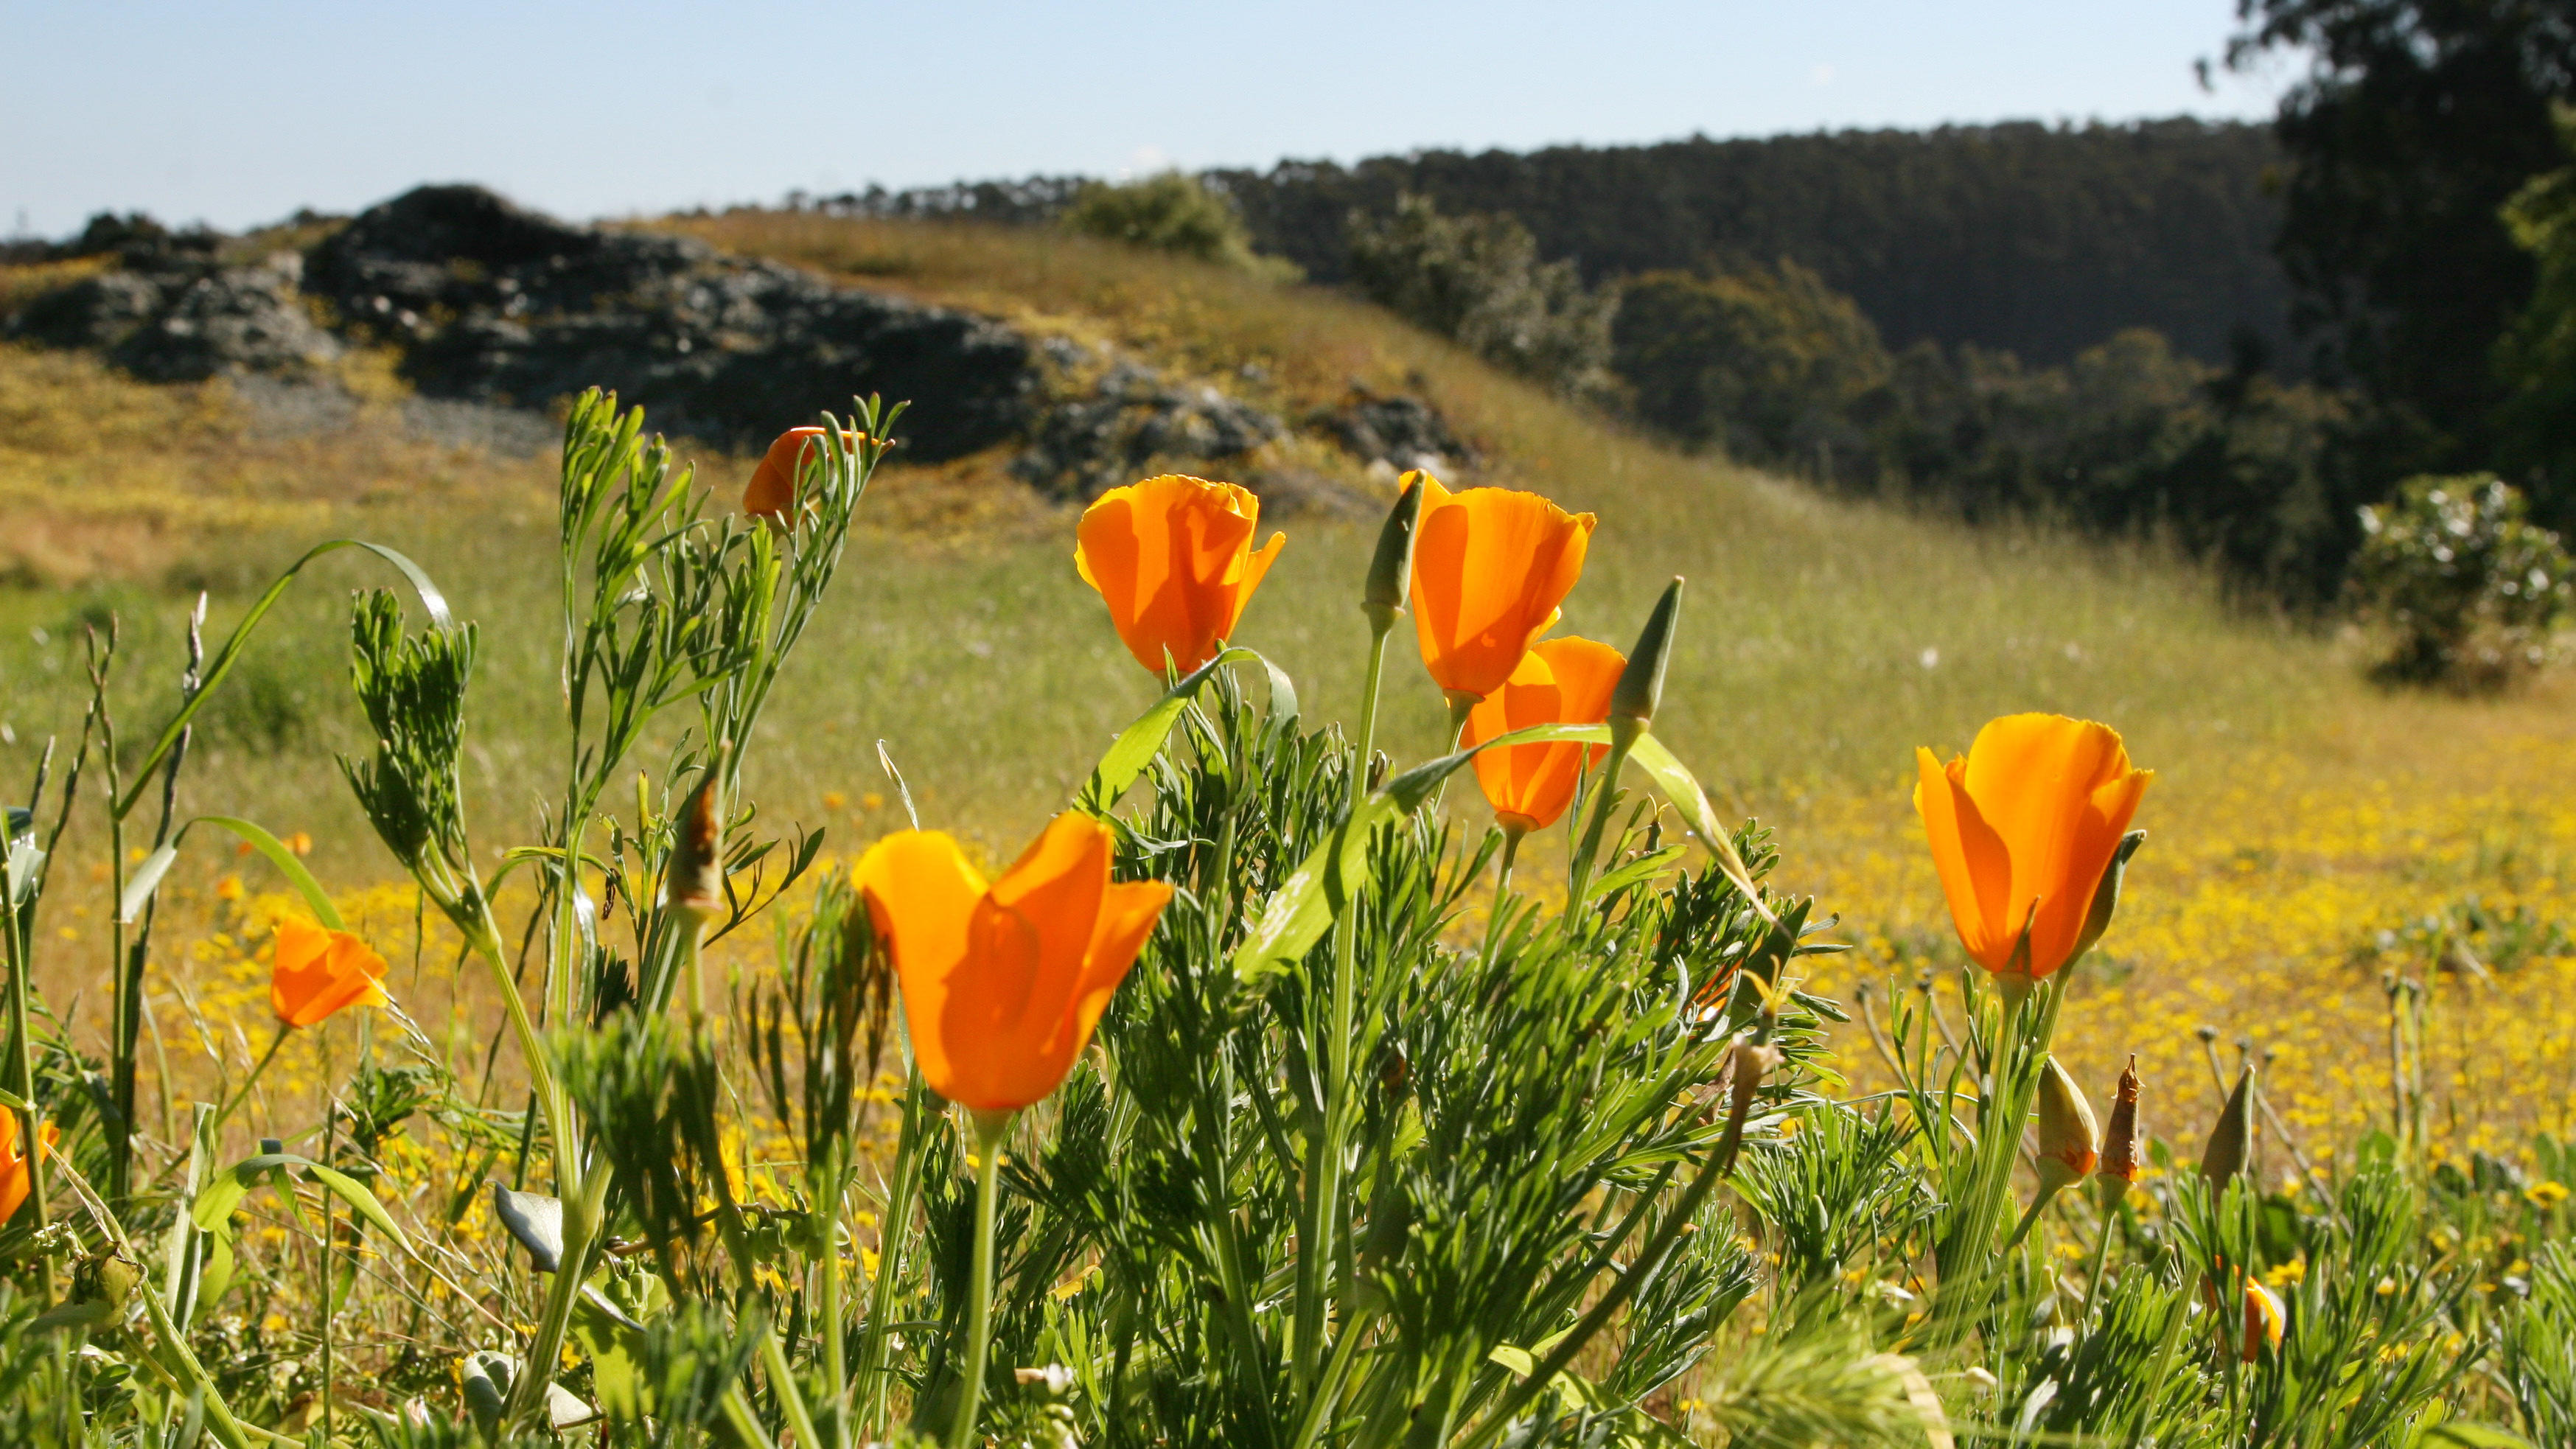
[949,1109,1010,1449]
[1294,612,1397,1405]
[858,1067,927,1434]
[211,1025,290,1138]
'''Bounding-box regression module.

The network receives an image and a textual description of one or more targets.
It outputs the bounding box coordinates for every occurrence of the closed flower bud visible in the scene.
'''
[744,425,861,523]
[1712,1039,1781,1176]
[1609,578,1683,727]
[2202,1064,2257,1192]
[2034,1057,2100,1203]
[666,772,724,919]
[2096,1055,2143,1207]
[1362,471,1428,629]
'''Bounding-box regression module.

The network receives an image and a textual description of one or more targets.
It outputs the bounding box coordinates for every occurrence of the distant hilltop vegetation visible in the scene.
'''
[828,119,2293,371]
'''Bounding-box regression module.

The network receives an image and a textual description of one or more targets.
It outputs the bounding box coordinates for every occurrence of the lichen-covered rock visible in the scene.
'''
[1316,385,1469,475]
[306,186,1039,460]
[1012,357,1285,499]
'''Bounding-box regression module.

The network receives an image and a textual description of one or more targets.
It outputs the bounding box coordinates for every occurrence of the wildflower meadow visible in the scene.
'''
[0,388,2565,1449]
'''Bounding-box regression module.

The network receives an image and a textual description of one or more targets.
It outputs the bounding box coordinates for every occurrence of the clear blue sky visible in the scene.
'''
[2,1,2291,238]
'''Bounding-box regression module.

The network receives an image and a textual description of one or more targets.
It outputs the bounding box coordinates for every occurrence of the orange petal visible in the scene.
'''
[1914,747,2017,972]
[854,831,990,1103]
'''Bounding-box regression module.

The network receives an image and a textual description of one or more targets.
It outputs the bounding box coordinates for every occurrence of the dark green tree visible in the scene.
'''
[2225,0,2576,492]
[1345,194,1614,396]
[1612,262,1890,473]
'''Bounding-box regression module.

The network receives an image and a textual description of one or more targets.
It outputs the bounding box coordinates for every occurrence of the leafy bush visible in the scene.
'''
[1061,171,1278,274]
[1613,262,1888,467]
[1346,193,1613,395]
[2352,472,2572,687]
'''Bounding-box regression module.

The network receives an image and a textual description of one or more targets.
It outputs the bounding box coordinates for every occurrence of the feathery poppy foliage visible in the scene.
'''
[267,917,389,1027]
[1460,635,1624,834]
[1913,711,2152,980]
[855,813,1170,1114]
[1405,472,1596,702]
[1074,473,1285,674]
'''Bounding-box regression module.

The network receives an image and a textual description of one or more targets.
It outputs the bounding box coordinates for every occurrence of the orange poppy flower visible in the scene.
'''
[744,426,861,521]
[1075,475,1285,674]
[1914,713,2151,982]
[270,918,391,1028]
[855,814,1172,1114]
[1408,473,1596,702]
[1462,637,1627,834]
[0,1109,55,1225]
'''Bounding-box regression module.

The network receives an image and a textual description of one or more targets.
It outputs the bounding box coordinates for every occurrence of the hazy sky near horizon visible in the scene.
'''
[3,1,2294,237]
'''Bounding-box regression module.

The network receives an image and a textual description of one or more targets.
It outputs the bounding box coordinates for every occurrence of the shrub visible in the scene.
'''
[1345,193,1613,395]
[1613,262,1889,467]
[1060,171,1274,273]
[2353,472,2573,687]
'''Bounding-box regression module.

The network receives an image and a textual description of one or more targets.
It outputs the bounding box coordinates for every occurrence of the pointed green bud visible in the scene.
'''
[1362,471,1429,631]
[2202,1063,2257,1191]
[1610,577,1684,727]
[2068,829,2147,967]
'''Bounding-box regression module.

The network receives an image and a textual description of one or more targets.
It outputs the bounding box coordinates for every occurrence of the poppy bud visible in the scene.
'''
[2095,1055,2143,1209]
[2034,1057,2100,1205]
[1362,471,1428,631]
[1610,578,1684,729]
[2067,829,2146,968]
[2202,1064,2257,1192]
[1712,1039,1781,1176]
[666,772,724,920]
[2241,1280,2284,1361]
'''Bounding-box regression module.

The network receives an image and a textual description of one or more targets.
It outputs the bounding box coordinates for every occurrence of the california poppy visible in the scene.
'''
[744,426,860,521]
[1913,713,2151,982]
[855,814,1171,1114]
[1075,475,1285,674]
[1407,473,1596,703]
[0,1108,55,1224]
[270,918,391,1028]
[1462,637,1626,835]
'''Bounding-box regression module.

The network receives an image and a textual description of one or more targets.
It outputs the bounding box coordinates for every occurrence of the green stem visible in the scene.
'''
[949,1111,1010,1449]
[1566,723,1641,906]
[2078,1187,2119,1345]
[820,1159,851,1441]
[317,1043,336,1446]
[1294,617,1394,1404]
[211,1027,289,1138]
[858,1069,928,1434]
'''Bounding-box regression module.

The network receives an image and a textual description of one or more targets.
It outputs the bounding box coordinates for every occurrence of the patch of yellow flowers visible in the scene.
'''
[1808,722,2576,1170]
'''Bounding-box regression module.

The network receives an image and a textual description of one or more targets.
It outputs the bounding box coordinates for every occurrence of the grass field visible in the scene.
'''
[1,213,2569,1178]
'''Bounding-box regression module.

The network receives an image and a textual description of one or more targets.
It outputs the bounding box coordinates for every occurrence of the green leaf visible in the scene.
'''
[117,845,180,924]
[118,539,450,818]
[193,1152,413,1259]
[307,1162,413,1257]
[192,817,344,931]
[1232,722,1607,982]
[1077,647,1284,816]
[1623,734,1776,929]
